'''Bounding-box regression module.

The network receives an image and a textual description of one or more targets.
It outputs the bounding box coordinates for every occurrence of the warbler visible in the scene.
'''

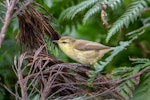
[53,36,113,65]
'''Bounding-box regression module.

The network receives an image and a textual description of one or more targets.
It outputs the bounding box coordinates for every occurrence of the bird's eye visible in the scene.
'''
[62,41,68,44]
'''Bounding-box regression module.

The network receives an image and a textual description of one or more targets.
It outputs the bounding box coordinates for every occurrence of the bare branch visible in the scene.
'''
[0,0,17,47]
[15,83,19,100]
[0,82,21,99]
[16,53,28,100]
[114,66,150,84]
[0,0,34,48]
[6,0,10,7]
[13,49,150,100]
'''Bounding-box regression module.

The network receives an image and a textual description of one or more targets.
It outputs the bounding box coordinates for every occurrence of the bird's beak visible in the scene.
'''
[52,40,58,43]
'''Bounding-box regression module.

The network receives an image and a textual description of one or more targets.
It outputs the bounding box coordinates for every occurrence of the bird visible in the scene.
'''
[53,36,113,65]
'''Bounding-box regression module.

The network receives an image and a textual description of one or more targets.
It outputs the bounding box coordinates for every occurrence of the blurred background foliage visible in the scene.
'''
[0,0,150,99]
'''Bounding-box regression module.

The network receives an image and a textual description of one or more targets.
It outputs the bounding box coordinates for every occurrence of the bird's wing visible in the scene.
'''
[74,40,111,51]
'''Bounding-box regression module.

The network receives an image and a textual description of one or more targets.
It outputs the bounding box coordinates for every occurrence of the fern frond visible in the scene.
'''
[131,72,150,100]
[132,58,150,69]
[112,66,140,99]
[59,0,99,20]
[106,0,148,42]
[60,0,123,23]
[141,62,150,68]
[131,58,150,64]
[83,0,123,23]
[112,67,133,78]
[93,25,145,72]
[94,41,130,72]
[59,6,76,20]
[112,57,150,99]
[83,4,101,23]
[70,0,99,19]
[118,78,139,99]
[89,40,130,86]
[105,0,123,10]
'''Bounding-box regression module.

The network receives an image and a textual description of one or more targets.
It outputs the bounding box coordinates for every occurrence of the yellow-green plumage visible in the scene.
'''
[57,36,112,65]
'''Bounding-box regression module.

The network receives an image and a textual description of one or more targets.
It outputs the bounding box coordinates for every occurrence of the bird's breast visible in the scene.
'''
[71,49,99,64]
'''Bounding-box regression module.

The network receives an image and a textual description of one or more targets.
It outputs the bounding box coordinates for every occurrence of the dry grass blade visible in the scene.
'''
[16,5,60,53]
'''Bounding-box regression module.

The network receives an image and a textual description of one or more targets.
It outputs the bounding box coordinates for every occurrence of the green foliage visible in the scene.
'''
[131,72,150,100]
[106,0,148,42]
[83,4,101,24]
[112,58,150,99]
[0,88,5,100]
[60,0,99,20]
[88,24,146,85]
[1,0,150,99]
[95,24,146,72]
[112,66,138,99]
[59,0,123,23]
[95,41,130,72]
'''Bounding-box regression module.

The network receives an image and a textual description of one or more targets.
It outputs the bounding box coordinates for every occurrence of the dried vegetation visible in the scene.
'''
[14,4,124,100]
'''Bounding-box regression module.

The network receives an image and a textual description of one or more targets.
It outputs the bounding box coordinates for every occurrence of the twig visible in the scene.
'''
[115,66,150,84]
[0,0,17,47]
[86,85,126,100]
[0,82,21,99]
[85,86,116,100]
[28,80,39,98]
[93,66,150,85]
[40,66,64,100]
[6,0,10,7]
[0,0,34,48]
[22,63,90,82]
[21,63,150,88]
[15,83,19,100]
[13,0,34,17]
[18,70,28,100]
[17,54,28,100]
[99,4,111,28]
[47,66,150,87]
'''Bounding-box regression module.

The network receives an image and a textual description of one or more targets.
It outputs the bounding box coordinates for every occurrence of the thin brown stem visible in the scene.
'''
[0,0,17,47]
[0,82,21,99]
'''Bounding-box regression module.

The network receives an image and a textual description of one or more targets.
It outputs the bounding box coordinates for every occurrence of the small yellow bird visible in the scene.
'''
[54,36,113,65]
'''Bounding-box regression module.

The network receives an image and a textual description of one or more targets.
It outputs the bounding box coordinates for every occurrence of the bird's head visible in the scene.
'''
[53,36,76,50]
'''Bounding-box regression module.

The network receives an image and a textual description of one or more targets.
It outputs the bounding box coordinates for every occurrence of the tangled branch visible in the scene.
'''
[10,48,150,99]
[0,0,34,47]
